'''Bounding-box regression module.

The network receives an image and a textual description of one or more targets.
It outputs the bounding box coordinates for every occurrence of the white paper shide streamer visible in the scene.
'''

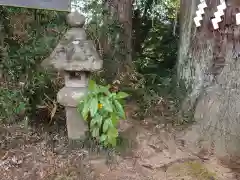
[194,0,207,27]
[212,0,226,29]
[236,13,240,25]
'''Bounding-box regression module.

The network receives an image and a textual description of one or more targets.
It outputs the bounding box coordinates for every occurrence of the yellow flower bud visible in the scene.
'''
[98,103,103,109]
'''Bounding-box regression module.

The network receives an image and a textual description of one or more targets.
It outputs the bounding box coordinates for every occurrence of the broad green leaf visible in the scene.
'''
[90,127,94,132]
[92,127,99,137]
[100,134,107,142]
[81,98,91,120]
[103,120,109,133]
[90,120,95,128]
[77,101,84,112]
[89,97,98,117]
[98,85,111,95]
[111,93,117,97]
[103,118,112,133]
[111,112,118,126]
[108,127,118,138]
[90,113,102,128]
[107,128,118,146]
[90,118,97,128]
[118,99,126,106]
[88,80,98,93]
[96,115,103,126]
[94,113,103,126]
[108,137,117,146]
[100,97,113,112]
[104,139,108,147]
[100,110,109,119]
[116,92,129,99]
[88,79,95,91]
[113,99,125,119]
[78,96,90,119]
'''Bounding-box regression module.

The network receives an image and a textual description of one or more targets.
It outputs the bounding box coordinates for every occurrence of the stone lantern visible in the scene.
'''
[44,11,103,140]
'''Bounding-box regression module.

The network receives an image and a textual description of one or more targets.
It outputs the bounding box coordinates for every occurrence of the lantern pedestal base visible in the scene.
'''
[65,107,88,140]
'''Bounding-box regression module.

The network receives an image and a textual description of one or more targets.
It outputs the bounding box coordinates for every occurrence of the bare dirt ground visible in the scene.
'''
[1,112,240,179]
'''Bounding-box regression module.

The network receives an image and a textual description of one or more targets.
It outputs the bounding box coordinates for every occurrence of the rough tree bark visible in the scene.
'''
[178,0,240,165]
[101,0,133,83]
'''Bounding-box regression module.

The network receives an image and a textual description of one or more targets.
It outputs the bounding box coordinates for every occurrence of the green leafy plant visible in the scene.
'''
[78,80,129,147]
[0,7,67,123]
[0,87,28,123]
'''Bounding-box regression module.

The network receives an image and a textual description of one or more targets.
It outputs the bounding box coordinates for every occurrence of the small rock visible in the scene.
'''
[67,11,86,27]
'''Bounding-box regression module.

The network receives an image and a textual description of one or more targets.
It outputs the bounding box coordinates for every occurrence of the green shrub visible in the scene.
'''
[0,7,67,123]
[0,87,28,123]
[77,80,129,147]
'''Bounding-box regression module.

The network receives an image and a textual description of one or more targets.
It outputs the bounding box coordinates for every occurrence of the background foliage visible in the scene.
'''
[80,0,180,117]
[0,7,67,123]
[0,0,180,124]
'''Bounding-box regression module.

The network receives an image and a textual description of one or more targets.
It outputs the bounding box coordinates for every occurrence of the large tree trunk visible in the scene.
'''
[101,0,133,83]
[178,0,240,165]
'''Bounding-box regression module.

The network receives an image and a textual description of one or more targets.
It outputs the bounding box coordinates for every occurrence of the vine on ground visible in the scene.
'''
[77,80,129,147]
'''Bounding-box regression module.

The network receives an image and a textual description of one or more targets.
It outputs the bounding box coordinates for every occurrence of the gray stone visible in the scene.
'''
[62,28,87,44]
[51,40,102,71]
[64,72,88,88]
[42,12,102,141]
[44,36,102,72]
[57,86,87,107]
[41,28,87,69]
[65,107,87,139]
[67,11,86,27]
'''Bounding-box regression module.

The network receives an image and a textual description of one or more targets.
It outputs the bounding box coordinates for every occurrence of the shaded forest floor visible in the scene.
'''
[0,103,239,180]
